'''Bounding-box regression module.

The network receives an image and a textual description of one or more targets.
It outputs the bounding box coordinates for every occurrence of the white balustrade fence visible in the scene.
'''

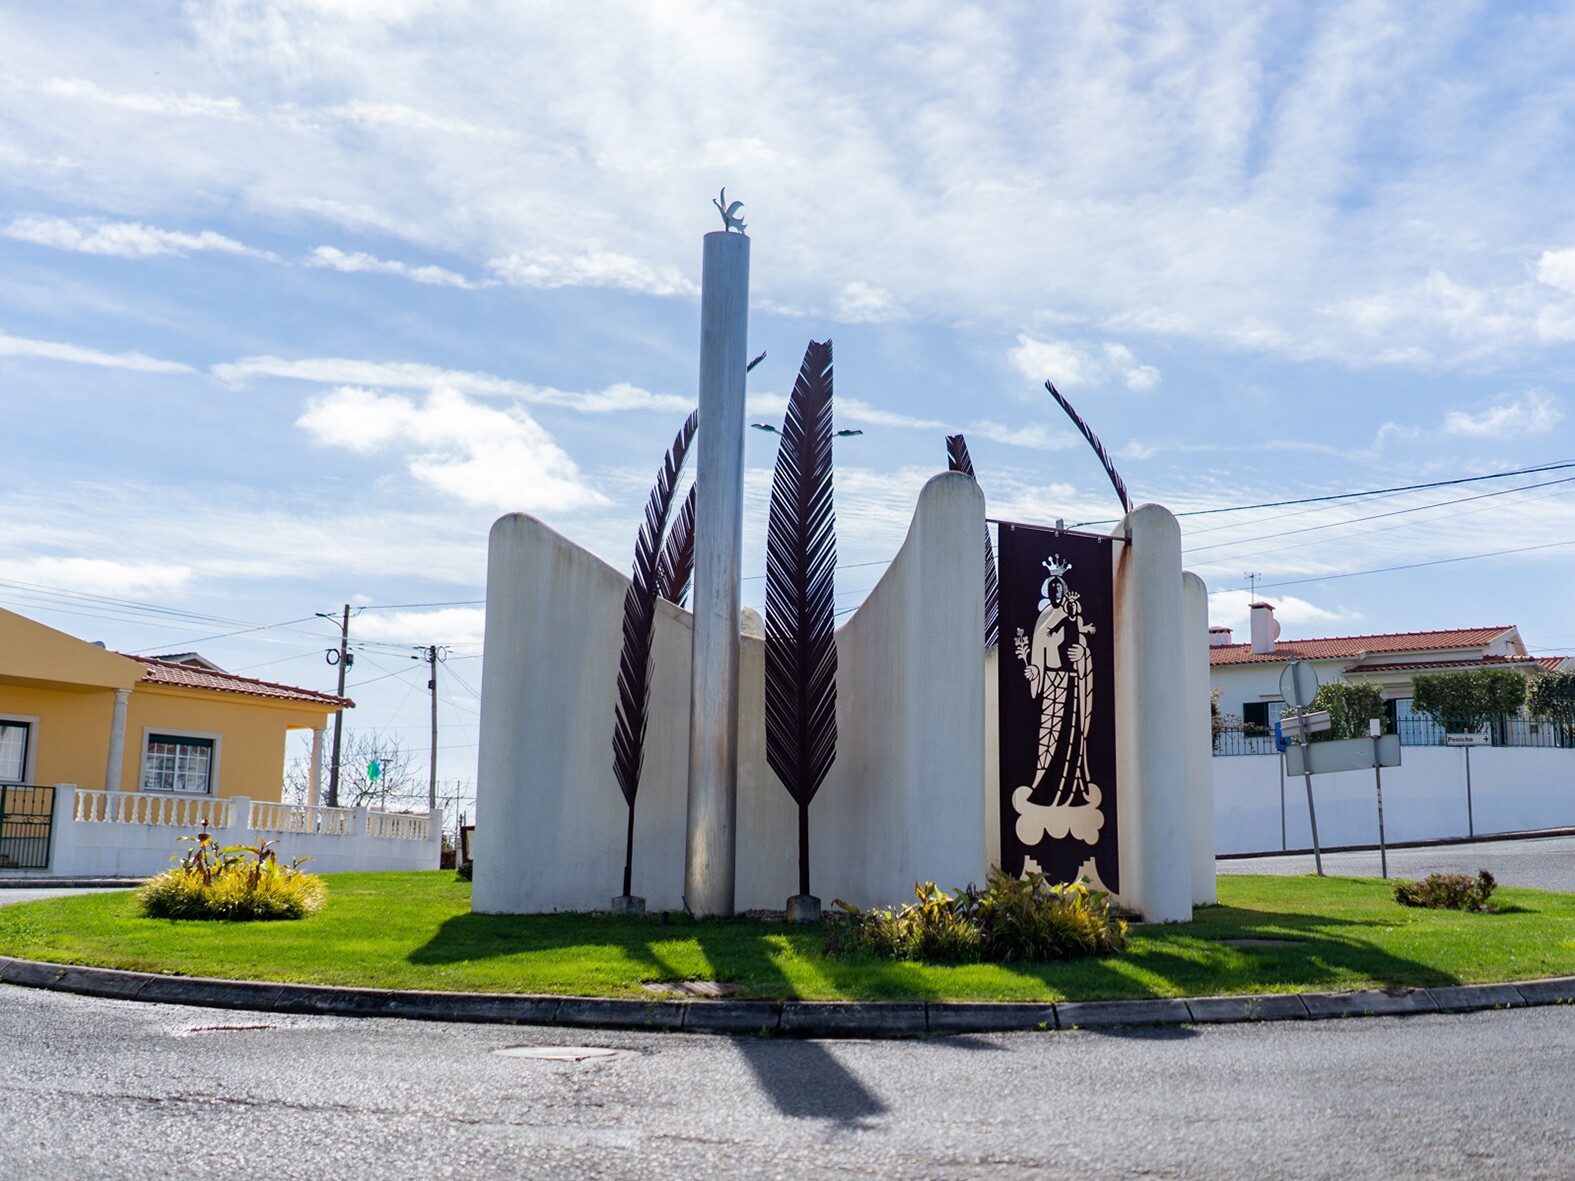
[6,786,443,878]
[248,800,356,837]
[74,789,233,830]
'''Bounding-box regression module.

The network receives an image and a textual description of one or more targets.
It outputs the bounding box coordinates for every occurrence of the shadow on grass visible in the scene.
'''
[405,898,1467,1002]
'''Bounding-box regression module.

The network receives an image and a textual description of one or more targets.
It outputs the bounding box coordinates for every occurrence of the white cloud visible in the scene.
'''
[839,398,945,431]
[488,251,697,297]
[353,606,486,645]
[1535,248,1575,294]
[1,557,192,598]
[965,421,1075,451]
[214,353,691,414]
[3,215,272,260]
[835,281,905,324]
[1442,390,1563,438]
[1009,335,1161,392]
[1206,589,1354,634]
[307,245,484,288]
[1101,343,1161,392]
[14,7,1575,371]
[44,77,252,121]
[0,330,195,375]
[296,385,607,512]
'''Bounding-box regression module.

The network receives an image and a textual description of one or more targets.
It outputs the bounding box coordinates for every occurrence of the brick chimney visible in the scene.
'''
[1249,602,1280,655]
[1208,626,1234,647]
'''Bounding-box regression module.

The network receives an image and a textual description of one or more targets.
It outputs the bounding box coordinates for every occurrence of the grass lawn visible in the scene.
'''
[2,872,1573,1003]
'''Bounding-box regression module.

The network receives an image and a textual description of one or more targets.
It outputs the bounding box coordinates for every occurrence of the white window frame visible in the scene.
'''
[0,713,39,785]
[138,727,222,795]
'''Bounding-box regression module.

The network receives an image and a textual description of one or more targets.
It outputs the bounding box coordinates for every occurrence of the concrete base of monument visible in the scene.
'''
[785,895,821,923]
[609,895,646,916]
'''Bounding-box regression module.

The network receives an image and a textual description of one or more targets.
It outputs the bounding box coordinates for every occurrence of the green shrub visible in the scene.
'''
[825,870,1126,964]
[973,871,1127,961]
[1392,870,1497,911]
[138,832,326,922]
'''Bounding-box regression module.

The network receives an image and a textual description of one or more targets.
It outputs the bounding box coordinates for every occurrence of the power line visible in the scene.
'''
[1072,459,1575,528]
[1205,475,1575,572]
[356,600,484,610]
[1257,539,1575,590]
[1183,472,1575,558]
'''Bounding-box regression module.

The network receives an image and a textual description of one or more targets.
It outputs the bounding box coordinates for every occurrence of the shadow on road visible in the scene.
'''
[733,1037,888,1126]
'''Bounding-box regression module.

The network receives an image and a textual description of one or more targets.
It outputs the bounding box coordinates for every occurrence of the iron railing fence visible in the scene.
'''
[0,784,55,870]
[1214,716,1575,756]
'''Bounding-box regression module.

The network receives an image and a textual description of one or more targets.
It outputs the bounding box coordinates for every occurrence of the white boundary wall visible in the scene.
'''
[475,472,988,914]
[1215,747,1575,855]
[7,786,443,878]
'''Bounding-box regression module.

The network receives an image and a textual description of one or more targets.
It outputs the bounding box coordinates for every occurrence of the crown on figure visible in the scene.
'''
[1042,554,1071,578]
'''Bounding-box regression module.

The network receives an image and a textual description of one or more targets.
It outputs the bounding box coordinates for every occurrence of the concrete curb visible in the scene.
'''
[2,954,1572,1037]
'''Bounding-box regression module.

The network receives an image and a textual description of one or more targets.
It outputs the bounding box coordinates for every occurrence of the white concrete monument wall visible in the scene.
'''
[473,472,987,914]
[1111,504,1195,923]
[1182,571,1216,905]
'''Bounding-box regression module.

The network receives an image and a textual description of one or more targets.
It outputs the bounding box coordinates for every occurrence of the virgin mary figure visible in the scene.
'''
[1012,554,1105,848]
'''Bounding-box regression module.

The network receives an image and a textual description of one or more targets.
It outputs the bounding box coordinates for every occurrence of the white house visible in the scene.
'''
[1210,602,1565,740]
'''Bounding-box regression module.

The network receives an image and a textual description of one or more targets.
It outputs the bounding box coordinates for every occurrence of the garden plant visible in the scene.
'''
[137,832,325,922]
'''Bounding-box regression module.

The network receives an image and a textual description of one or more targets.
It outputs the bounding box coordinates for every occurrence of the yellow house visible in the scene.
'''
[0,607,350,802]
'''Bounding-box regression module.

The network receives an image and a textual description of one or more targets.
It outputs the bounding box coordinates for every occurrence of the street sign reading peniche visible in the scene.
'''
[997,523,1119,893]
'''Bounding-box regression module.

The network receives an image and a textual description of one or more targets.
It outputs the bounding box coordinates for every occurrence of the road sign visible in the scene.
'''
[1282,709,1331,737]
[1279,660,1319,709]
[1445,733,1490,747]
[1285,734,1401,776]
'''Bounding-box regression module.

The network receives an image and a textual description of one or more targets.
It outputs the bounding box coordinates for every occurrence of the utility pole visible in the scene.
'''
[318,604,354,808]
[416,644,447,812]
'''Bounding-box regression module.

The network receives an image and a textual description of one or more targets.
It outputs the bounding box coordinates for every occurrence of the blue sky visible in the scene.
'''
[4,1,1575,806]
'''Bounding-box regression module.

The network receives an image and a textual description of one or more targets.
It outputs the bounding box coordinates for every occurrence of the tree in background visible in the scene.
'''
[283,731,423,810]
[1307,681,1387,740]
[1528,670,1575,736]
[1411,669,1527,734]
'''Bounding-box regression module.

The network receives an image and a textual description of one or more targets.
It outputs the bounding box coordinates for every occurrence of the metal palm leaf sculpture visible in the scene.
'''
[765,339,839,899]
[612,408,699,898]
[945,432,1000,648]
[654,483,696,607]
[1044,379,1131,516]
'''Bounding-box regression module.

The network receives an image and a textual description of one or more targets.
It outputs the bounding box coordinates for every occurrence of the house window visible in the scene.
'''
[142,734,216,794]
[0,722,29,783]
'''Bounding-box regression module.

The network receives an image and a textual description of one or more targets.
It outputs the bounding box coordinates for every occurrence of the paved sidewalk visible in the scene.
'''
[1219,832,1575,892]
[0,887,129,906]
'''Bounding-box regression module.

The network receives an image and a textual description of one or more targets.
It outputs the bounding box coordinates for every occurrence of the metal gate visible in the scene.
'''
[0,785,56,870]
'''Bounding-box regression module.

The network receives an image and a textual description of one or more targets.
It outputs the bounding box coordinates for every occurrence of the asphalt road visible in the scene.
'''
[4,838,1574,1177]
[1220,832,1575,892]
[0,985,1571,1180]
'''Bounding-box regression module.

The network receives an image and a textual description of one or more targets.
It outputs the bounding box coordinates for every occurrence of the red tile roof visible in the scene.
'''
[1537,656,1571,672]
[1343,654,1544,674]
[1208,627,1513,667]
[126,655,353,708]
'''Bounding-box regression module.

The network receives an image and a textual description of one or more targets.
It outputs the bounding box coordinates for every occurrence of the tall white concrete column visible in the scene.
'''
[308,727,326,807]
[1182,571,1216,905]
[104,688,131,792]
[1112,504,1192,922]
[685,227,750,917]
